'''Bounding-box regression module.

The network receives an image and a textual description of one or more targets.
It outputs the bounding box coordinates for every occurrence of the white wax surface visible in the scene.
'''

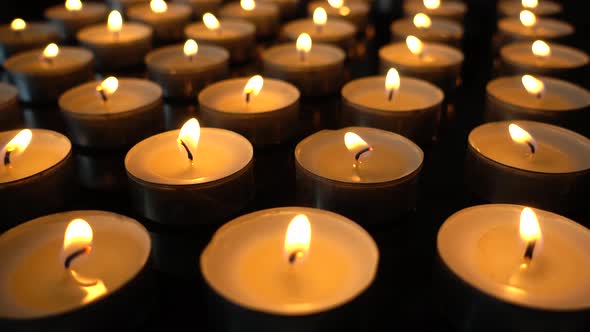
[438,204,590,310]
[127,3,192,22]
[145,44,229,73]
[498,17,574,39]
[199,77,299,114]
[469,121,590,173]
[342,76,443,112]
[498,0,562,16]
[379,42,463,68]
[3,46,93,74]
[201,207,378,315]
[77,22,152,45]
[282,19,356,43]
[125,128,253,185]
[45,2,108,20]
[59,78,162,115]
[184,19,255,41]
[0,210,150,318]
[487,76,590,111]
[0,83,18,107]
[0,22,58,44]
[220,2,279,18]
[0,129,71,184]
[501,42,589,70]
[391,18,463,40]
[295,127,424,183]
[404,0,466,17]
[263,43,345,69]
[308,1,369,17]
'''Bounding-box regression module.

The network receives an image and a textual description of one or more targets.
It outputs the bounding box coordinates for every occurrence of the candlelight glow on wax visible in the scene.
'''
[521,0,538,9]
[241,0,256,11]
[339,6,350,16]
[10,18,26,31]
[385,68,400,101]
[313,7,327,27]
[424,0,441,10]
[1,129,32,166]
[65,0,83,11]
[42,43,59,60]
[413,13,432,29]
[177,118,200,162]
[296,33,312,61]
[107,10,123,33]
[520,10,536,28]
[183,39,198,59]
[406,35,424,57]
[203,13,220,31]
[284,214,311,264]
[521,75,544,98]
[509,123,537,154]
[532,40,551,58]
[150,0,168,13]
[243,75,263,103]
[328,0,344,8]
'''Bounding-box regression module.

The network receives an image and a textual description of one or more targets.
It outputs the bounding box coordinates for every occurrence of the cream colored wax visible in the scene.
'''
[282,19,356,45]
[501,42,589,70]
[498,17,573,40]
[77,22,152,45]
[379,42,463,69]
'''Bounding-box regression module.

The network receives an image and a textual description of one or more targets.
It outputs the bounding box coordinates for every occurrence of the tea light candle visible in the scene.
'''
[219,0,280,38]
[0,129,73,230]
[185,13,256,64]
[77,10,153,71]
[0,211,153,331]
[498,11,574,45]
[198,76,300,145]
[404,0,466,22]
[146,39,229,99]
[307,0,370,32]
[485,75,590,135]
[107,0,148,15]
[465,121,590,214]
[3,44,94,105]
[0,83,20,131]
[262,34,346,96]
[295,127,424,225]
[281,7,357,54]
[126,118,255,225]
[260,0,299,19]
[379,36,463,93]
[173,0,222,18]
[59,77,163,148]
[390,13,463,48]
[437,204,590,332]
[127,0,192,43]
[201,207,378,330]
[341,69,444,145]
[0,19,59,65]
[499,41,589,84]
[44,1,109,41]
[498,0,562,17]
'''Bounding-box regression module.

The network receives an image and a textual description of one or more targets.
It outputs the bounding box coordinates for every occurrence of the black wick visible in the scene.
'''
[179,139,193,161]
[299,51,306,62]
[42,56,53,65]
[523,240,536,262]
[288,250,304,264]
[245,92,251,104]
[64,246,92,269]
[97,87,107,102]
[3,150,12,165]
[526,141,536,154]
[355,146,373,161]
[388,88,395,102]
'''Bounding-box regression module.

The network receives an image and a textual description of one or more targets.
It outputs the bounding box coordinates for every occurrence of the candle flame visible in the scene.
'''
[2,129,32,165]
[313,7,327,26]
[521,0,538,9]
[328,0,343,9]
[177,118,200,162]
[65,0,83,11]
[243,75,263,101]
[284,214,311,264]
[10,18,26,31]
[344,132,370,152]
[150,0,167,13]
[509,123,537,153]
[413,13,432,29]
[520,207,541,243]
[203,13,220,31]
[296,33,312,54]
[108,10,123,32]
[532,40,550,58]
[520,10,536,27]
[43,43,59,59]
[339,6,350,16]
[63,218,93,264]
[184,39,198,58]
[406,35,424,56]
[423,0,440,10]
[385,67,400,93]
[96,76,119,98]
[521,74,544,97]
[241,0,255,11]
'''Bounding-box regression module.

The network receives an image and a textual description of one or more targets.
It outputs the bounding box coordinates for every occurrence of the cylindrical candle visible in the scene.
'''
[4,45,94,105]
[185,17,256,64]
[390,15,463,48]
[0,210,153,331]
[173,0,222,18]
[0,129,74,230]
[341,73,444,145]
[307,1,370,32]
[260,0,298,20]
[201,207,378,330]
[295,127,424,225]
[219,1,280,38]
[0,20,59,66]
[498,0,562,17]
[465,121,590,215]
[126,120,255,225]
[145,41,229,99]
[44,2,109,41]
[0,83,20,131]
[403,0,466,22]
[485,75,590,135]
[497,16,574,45]
[437,204,590,332]
[106,0,148,14]
[281,18,357,54]
[127,1,192,43]
[59,78,163,148]
[198,76,300,145]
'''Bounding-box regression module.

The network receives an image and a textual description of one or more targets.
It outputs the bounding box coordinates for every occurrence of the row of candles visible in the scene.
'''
[1,0,590,331]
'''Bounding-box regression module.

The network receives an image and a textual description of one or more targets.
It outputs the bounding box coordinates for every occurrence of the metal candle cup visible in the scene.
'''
[219,1,279,38]
[0,83,21,131]
[44,2,109,41]
[127,2,192,43]
[0,22,59,66]
[390,17,463,48]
